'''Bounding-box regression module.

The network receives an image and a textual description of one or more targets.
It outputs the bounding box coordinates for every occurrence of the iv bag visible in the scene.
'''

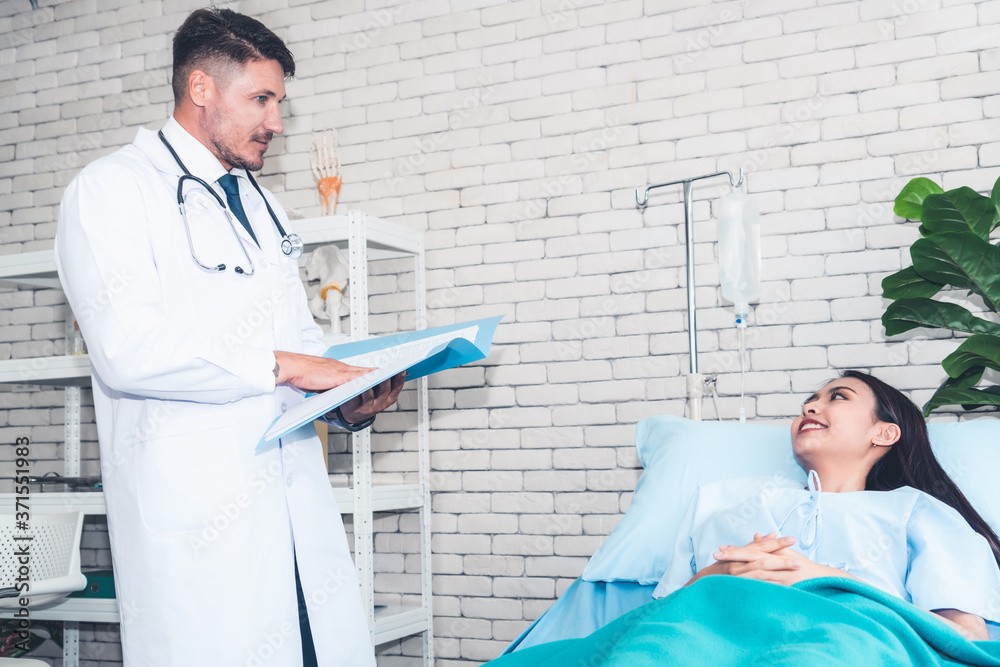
[717,191,760,322]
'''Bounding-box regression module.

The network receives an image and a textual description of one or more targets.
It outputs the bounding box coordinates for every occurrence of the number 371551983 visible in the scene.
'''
[14,436,30,515]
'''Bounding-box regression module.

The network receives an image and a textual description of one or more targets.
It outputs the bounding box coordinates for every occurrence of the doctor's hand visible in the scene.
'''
[337,370,406,424]
[273,351,376,392]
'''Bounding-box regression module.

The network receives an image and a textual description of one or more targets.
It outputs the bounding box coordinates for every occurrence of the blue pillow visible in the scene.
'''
[581,415,1000,585]
[926,420,1000,536]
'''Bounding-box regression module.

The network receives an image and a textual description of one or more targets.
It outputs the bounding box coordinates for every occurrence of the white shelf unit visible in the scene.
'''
[0,210,433,666]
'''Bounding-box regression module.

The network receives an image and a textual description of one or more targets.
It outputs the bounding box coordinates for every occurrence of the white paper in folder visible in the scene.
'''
[257,315,502,448]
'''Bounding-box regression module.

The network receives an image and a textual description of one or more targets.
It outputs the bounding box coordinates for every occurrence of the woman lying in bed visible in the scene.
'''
[654,370,1000,641]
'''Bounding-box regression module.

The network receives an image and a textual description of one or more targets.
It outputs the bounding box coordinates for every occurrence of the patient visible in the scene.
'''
[653,370,1000,642]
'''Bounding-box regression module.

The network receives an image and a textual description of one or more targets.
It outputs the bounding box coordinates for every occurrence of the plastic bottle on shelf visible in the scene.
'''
[71,321,86,355]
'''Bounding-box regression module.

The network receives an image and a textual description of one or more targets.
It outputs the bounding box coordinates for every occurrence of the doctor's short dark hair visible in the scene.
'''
[171,7,295,103]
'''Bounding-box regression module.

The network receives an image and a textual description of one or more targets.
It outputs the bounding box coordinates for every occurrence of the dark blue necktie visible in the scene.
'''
[217,174,259,247]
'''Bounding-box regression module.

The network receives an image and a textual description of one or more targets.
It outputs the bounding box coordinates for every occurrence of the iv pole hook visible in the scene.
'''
[635,167,744,207]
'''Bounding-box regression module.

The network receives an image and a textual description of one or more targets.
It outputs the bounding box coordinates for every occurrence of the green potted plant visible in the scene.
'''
[881,176,1000,415]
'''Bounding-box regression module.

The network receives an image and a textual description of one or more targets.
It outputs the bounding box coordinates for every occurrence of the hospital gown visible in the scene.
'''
[653,472,1000,636]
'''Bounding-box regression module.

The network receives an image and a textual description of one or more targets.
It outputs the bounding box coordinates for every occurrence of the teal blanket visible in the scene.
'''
[487,577,1000,666]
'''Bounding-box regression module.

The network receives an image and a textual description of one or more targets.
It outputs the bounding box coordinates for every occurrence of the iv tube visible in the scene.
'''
[737,324,747,423]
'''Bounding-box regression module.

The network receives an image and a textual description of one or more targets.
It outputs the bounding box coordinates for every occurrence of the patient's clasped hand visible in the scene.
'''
[655,370,1000,642]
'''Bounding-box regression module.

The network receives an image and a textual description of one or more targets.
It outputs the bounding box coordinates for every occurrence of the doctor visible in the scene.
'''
[54,7,401,666]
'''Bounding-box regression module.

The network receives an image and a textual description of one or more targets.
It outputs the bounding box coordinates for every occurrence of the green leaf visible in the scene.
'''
[910,231,1000,313]
[962,385,1000,411]
[922,367,986,415]
[882,298,1000,336]
[941,333,1000,378]
[990,175,1000,232]
[921,187,997,239]
[895,177,944,220]
[949,365,985,389]
[923,386,1000,416]
[881,266,942,300]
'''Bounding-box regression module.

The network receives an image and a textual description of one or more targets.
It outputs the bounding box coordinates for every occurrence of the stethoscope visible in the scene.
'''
[157,130,304,277]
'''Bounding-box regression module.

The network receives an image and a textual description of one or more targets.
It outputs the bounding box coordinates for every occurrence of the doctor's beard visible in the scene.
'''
[211,130,273,172]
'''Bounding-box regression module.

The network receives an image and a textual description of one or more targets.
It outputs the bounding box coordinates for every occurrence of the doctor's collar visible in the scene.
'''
[160,117,230,187]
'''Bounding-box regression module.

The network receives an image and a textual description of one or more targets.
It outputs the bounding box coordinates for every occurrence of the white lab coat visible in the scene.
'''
[54,119,376,667]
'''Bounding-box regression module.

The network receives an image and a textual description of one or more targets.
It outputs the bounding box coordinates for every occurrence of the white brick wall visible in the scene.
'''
[3,0,999,664]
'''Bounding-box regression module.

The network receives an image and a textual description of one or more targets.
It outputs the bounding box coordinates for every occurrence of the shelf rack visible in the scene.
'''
[0,211,432,666]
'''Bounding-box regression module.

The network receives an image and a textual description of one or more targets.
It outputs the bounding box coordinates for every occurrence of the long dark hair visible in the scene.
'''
[843,370,1000,569]
[172,8,295,103]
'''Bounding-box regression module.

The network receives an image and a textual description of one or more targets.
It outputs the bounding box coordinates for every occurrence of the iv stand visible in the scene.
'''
[636,168,744,422]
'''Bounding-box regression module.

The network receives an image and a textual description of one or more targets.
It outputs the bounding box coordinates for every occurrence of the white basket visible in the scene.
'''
[0,512,87,609]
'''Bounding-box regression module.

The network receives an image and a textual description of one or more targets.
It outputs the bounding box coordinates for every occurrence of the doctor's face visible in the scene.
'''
[206,58,285,172]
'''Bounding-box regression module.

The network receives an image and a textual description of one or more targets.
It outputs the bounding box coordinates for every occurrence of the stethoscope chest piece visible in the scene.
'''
[282,233,304,259]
